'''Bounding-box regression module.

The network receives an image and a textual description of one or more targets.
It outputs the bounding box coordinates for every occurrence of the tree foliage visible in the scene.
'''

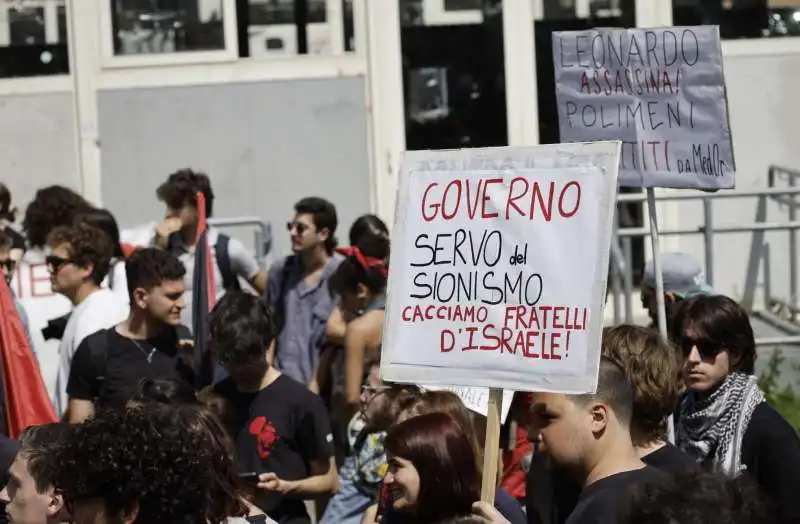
[758,349,800,430]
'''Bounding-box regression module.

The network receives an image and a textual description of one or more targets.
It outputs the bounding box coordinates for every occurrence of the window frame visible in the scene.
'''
[97,0,239,69]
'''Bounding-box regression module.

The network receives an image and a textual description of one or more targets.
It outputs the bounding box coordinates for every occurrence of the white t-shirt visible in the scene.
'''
[103,260,130,305]
[54,288,129,416]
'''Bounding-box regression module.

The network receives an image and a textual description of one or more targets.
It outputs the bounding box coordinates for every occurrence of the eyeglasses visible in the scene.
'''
[286,221,309,235]
[45,255,75,273]
[680,337,723,360]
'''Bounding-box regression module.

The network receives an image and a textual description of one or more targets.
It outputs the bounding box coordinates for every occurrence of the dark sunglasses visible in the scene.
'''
[45,255,75,273]
[286,221,309,235]
[680,337,723,360]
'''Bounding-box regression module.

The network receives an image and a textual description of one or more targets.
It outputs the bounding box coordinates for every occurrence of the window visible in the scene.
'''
[532,0,643,284]
[673,0,800,39]
[445,0,482,10]
[533,0,634,21]
[0,0,69,78]
[110,0,226,55]
[238,0,356,57]
[401,0,507,150]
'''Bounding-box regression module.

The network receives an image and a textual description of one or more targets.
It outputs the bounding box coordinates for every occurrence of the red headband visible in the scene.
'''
[336,246,388,279]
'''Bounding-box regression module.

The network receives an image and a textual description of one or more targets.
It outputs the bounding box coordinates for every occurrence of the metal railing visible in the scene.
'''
[207,217,273,265]
[607,166,800,347]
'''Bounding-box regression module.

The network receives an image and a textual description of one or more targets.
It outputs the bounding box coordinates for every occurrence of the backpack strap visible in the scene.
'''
[214,233,241,292]
[87,330,111,401]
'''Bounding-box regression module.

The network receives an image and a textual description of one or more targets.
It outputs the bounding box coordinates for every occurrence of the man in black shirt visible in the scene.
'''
[67,248,193,421]
[526,326,695,524]
[526,358,666,524]
[210,291,338,524]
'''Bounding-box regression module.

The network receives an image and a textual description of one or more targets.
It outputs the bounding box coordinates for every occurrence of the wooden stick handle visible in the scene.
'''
[480,388,503,504]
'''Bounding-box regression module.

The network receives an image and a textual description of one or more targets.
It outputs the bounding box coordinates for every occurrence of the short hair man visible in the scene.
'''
[267,196,340,387]
[0,423,70,524]
[526,327,694,524]
[526,358,666,524]
[640,252,714,333]
[154,169,267,326]
[211,290,338,523]
[47,224,129,418]
[67,248,193,423]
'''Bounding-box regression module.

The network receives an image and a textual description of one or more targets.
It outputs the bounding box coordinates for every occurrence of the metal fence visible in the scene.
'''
[207,216,273,266]
[607,166,800,347]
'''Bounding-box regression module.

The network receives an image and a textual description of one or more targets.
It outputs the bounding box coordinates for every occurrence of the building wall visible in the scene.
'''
[0,89,78,206]
[97,76,371,257]
[671,51,800,310]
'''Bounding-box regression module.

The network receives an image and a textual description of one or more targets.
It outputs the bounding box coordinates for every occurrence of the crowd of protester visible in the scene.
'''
[0,171,798,524]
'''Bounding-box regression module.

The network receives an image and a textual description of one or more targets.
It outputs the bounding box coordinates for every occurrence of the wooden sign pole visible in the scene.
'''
[480,388,503,504]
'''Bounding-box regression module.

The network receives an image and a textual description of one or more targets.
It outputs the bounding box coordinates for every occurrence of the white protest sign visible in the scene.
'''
[423,386,516,423]
[381,142,620,394]
[553,26,734,190]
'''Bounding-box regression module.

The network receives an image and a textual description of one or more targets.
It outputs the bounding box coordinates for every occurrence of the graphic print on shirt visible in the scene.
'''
[249,416,279,459]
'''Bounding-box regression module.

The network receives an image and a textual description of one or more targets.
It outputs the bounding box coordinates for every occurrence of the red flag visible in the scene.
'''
[0,278,57,437]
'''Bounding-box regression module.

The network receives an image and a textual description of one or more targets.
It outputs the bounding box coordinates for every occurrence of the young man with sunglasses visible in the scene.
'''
[47,224,129,418]
[66,248,194,423]
[267,197,341,388]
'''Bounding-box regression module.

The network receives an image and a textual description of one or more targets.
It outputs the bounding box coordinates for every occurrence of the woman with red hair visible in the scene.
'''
[379,412,481,524]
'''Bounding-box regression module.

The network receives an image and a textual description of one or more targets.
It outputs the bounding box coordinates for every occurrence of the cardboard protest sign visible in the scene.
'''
[381,142,620,394]
[423,386,515,423]
[553,26,734,190]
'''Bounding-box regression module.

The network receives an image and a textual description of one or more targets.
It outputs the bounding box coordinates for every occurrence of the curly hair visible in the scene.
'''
[623,469,774,524]
[129,377,199,407]
[156,168,215,217]
[54,406,224,524]
[23,185,93,248]
[125,247,186,298]
[209,290,276,365]
[74,208,124,259]
[602,324,682,443]
[47,223,113,285]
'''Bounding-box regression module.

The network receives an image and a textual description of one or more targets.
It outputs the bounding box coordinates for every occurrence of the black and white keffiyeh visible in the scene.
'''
[676,372,765,475]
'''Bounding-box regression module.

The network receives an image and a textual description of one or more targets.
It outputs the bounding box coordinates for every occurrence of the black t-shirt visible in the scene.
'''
[214,374,335,524]
[525,448,688,524]
[565,466,666,524]
[740,402,800,524]
[643,443,696,474]
[67,327,194,407]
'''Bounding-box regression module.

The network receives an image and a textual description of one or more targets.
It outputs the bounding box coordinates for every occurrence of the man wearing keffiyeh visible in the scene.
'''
[672,294,800,524]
